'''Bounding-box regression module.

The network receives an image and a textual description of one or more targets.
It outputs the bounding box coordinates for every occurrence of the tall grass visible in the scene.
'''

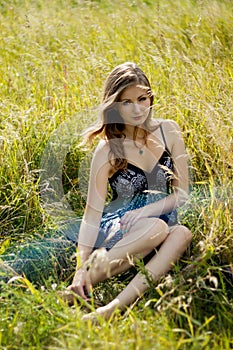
[0,0,232,349]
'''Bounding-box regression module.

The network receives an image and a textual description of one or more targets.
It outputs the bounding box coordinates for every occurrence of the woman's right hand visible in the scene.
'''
[67,266,92,300]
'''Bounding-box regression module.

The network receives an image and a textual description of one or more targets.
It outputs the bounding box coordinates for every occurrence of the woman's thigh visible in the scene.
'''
[107,217,169,255]
[126,217,169,241]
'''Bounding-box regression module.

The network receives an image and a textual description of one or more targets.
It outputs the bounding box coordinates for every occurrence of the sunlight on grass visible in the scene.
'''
[0,0,232,349]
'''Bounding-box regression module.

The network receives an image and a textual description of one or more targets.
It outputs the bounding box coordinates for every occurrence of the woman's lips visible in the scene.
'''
[132,115,143,120]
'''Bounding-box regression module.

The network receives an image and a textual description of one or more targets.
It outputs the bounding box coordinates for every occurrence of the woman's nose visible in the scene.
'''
[132,103,141,113]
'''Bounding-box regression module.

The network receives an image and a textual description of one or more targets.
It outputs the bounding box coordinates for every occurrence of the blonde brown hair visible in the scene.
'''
[82,62,156,171]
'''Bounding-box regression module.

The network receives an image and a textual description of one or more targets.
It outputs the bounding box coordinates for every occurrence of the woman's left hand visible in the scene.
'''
[120,208,145,235]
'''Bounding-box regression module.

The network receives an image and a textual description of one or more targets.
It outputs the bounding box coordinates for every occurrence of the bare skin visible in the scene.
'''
[64,85,192,320]
[67,223,192,320]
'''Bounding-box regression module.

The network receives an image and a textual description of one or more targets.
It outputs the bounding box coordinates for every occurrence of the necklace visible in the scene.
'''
[124,128,147,155]
[138,147,144,155]
[134,140,146,155]
[138,148,143,155]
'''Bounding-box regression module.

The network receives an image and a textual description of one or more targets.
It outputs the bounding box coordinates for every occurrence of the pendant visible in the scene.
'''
[139,148,143,155]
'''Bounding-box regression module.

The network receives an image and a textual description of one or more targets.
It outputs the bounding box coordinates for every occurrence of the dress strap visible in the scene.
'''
[159,124,168,149]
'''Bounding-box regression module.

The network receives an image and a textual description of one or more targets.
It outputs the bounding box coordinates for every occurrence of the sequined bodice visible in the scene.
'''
[97,125,179,249]
[107,148,174,211]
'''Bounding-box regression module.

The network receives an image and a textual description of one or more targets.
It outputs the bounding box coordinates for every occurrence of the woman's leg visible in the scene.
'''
[83,224,192,320]
[89,217,169,285]
[62,218,168,303]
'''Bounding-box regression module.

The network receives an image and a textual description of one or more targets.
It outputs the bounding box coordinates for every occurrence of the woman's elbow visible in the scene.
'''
[175,189,189,207]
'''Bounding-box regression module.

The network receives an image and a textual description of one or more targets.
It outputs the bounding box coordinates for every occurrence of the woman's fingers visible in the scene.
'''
[68,268,92,300]
[120,210,146,235]
[84,273,92,297]
[68,283,86,299]
[120,212,138,233]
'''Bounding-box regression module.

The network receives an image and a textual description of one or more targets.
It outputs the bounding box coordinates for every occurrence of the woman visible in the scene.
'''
[65,62,192,320]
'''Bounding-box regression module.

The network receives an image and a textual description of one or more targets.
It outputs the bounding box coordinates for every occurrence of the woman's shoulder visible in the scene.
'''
[149,119,182,150]
[150,118,181,131]
[149,118,181,138]
[92,139,111,164]
[95,139,110,153]
[89,140,112,176]
[162,119,181,131]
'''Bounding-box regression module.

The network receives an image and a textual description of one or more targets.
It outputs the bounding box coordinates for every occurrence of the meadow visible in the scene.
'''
[0,0,232,349]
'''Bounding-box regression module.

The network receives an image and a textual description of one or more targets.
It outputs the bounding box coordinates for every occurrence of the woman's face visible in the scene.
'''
[117,85,151,127]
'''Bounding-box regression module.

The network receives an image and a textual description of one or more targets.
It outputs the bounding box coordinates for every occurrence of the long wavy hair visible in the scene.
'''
[82,62,157,171]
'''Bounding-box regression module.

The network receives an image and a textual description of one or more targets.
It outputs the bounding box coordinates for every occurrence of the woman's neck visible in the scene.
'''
[123,125,146,140]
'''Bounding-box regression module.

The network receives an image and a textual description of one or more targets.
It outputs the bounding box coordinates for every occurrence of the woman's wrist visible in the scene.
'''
[78,245,93,262]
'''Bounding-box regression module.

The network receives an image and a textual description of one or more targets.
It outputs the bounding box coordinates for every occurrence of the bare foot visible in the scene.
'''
[82,300,119,322]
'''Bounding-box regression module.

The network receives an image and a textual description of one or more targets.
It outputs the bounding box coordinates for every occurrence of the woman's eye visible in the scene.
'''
[139,96,147,102]
[122,100,131,106]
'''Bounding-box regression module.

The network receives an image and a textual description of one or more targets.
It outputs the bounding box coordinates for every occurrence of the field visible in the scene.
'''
[0,0,232,349]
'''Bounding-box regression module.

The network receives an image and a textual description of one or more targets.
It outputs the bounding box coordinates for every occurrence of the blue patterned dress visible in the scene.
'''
[95,143,178,250]
[1,126,178,283]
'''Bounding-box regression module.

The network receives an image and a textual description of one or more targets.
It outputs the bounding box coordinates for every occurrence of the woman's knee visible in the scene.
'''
[181,226,192,244]
[154,218,169,235]
[170,225,192,245]
[140,218,169,243]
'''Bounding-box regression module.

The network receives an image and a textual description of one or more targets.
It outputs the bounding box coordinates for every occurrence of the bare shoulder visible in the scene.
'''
[161,119,181,132]
[160,119,182,145]
[150,119,181,140]
[150,118,181,134]
[91,139,111,172]
[149,119,183,152]
[94,139,110,157]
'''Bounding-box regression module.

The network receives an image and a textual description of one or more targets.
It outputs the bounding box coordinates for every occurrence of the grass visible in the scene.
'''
[0,0,233,348]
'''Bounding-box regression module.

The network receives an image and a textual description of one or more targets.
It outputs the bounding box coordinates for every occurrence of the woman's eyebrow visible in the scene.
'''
[138,93,148,98]
[120,94,147,101]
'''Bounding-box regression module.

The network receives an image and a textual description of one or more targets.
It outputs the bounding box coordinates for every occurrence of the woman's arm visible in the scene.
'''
[68,141,110,299]
[77,141,110,265]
